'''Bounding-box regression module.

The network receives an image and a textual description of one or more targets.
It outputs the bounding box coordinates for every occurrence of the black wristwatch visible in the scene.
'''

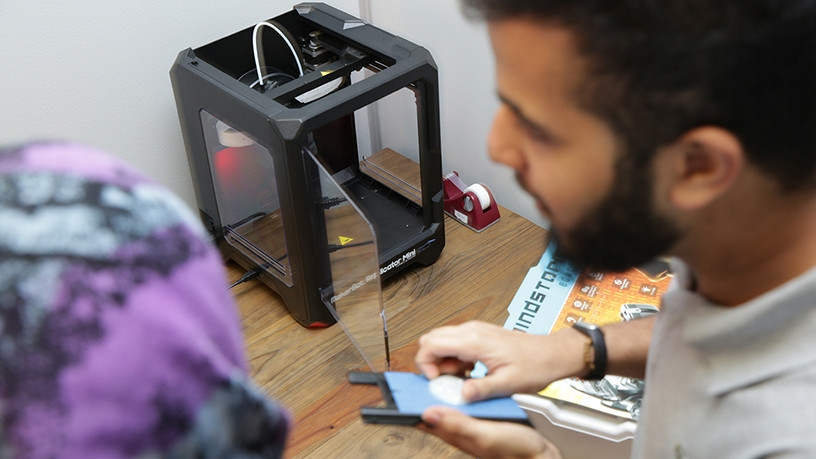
[573,322,607,380]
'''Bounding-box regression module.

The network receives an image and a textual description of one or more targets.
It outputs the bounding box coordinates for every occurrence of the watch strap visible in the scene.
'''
[573,322,607,380]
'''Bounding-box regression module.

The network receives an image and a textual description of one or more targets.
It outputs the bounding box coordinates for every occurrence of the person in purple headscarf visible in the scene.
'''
[0,142,289,458]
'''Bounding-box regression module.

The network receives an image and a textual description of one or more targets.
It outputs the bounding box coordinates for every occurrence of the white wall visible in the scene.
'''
[0,1,545,227]
[0,1,359,212]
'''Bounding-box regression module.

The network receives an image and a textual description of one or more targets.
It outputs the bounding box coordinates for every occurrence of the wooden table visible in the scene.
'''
[227,155,548,458]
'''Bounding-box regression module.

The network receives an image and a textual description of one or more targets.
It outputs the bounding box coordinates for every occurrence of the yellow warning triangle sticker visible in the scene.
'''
[339,236,354,245]
[321,70,334,76]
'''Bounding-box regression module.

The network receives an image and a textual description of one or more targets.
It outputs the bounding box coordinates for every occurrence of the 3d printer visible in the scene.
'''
[170,2,445,353]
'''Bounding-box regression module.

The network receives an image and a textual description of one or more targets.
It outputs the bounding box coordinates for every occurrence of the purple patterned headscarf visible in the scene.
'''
[0,142,289,458]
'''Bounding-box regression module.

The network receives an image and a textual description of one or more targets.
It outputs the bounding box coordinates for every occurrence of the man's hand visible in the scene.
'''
[415,321,587,401]
[419,406,562,459]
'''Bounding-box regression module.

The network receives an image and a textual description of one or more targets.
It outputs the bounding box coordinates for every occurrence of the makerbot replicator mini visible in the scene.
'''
[170,3,445,348]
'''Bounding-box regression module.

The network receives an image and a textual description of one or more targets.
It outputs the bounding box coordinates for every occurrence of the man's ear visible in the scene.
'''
[666,126,745,211]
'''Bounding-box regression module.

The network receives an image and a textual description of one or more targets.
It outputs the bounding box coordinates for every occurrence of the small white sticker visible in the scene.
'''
[429,375,466,405]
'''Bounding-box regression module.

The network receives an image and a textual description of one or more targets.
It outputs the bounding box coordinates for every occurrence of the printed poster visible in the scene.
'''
[474,243,673,420]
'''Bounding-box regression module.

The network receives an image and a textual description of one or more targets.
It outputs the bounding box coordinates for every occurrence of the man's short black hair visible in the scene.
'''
[464,0,816,191]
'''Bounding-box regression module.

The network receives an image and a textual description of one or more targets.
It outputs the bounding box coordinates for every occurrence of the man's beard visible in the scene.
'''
[548,152,681,273]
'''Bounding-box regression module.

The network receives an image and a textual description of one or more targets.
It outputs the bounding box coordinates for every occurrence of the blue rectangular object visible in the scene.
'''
[383,372,528,422]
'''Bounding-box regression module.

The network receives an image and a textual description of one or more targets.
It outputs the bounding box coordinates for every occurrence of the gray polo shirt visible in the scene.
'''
[631,260,816,458]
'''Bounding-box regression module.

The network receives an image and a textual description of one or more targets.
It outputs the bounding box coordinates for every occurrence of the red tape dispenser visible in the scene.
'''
[443,171,501,232]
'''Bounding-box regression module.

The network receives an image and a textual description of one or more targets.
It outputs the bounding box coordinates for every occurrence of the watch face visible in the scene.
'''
[575,322,597,332]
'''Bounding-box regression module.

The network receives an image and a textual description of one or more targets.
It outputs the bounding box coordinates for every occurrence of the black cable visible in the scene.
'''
[320,196,347,209]
[228,240,371,290]
[229,268,261,289]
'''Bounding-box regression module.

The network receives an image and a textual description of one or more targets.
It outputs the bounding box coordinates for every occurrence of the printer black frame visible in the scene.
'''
[170,3,445,328]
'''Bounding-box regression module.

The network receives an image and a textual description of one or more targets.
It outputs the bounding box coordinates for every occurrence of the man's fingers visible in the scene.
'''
[415,321,497,376]
[420,406,562,459]
[437,357,472,376]
[419,406,478,445]
[461,371,513,402]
